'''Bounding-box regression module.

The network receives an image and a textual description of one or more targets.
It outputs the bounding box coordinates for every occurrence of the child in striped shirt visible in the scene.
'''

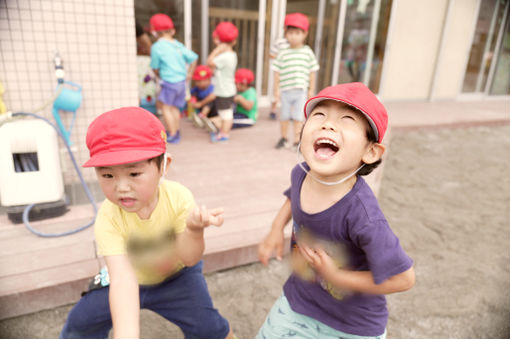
[272,13,319,150]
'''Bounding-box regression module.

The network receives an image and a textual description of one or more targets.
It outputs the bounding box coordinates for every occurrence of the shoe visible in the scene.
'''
[190,112,204,128]
[275,137,289,149]
[291,142,299,152]
[167,130,181,144]
[210,132,229,143]
[269,112,277,120]
[202,117,218,133]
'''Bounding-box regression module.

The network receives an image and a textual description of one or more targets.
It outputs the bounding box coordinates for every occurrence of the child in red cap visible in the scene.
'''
[273,12,319,151]
[149,13,198,144]
[60,107,234,338]
[257,83,415,338]
[232,68,258,129]
[189,65,218,132]
[207,21,238,142]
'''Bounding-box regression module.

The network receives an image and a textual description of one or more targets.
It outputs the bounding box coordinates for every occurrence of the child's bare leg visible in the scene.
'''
[169,105,181,133]
[280,120,289,140]
[218,109,233,137]
[199,106,211,117]
[161,103,177,136]
[209,116,221,129]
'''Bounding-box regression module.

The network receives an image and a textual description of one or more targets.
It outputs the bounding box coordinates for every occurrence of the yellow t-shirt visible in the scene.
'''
[94,180,195,285]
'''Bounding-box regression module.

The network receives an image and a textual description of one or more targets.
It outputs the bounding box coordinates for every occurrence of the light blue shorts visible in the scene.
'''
[256,294,387,339]
[280,88,307,122]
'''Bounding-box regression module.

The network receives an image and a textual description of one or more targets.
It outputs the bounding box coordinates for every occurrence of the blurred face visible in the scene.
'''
[236,82,249,92]
[285,27,307,47]
[300,100,374,181]
[95,159,164,219]
[195,78,211,90]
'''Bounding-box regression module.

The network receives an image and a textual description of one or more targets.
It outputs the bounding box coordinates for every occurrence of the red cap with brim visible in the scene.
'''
[304,82,388,143]
[83,107,167,167]
[213,21,238,42]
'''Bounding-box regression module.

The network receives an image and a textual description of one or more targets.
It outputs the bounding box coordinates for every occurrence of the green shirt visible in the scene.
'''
[236,87,258,121]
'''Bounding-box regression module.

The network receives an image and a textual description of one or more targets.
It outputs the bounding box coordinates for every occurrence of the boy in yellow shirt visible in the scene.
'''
[60,107,233,338]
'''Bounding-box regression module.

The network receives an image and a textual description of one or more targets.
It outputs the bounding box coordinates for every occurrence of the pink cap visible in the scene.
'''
[150,13,174,32]
[284,13,309,32]
[213,21,238,42]
[83,107,167,167]
[304,83,388,143]
[235,68,255,84]
[192,65,213,80]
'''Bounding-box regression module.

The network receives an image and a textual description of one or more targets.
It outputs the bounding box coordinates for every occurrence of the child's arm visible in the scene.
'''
[176,205,224,266]
[104,255,140,338]
[207,43,230,70]
[194,92,216,109]
[233,94,254,111]
[152,69,160,79]
[186,60,198,81]
[258,198,292,266]
[299,245,415,295]
[308,71,316,99]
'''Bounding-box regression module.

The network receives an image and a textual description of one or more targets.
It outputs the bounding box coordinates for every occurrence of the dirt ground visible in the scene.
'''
[1,124,510,338]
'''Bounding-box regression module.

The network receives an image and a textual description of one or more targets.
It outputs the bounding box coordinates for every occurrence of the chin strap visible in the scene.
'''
[296,142,364,186]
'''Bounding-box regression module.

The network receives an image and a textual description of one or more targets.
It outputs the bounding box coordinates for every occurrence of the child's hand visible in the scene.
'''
[187,205,224,231]
[298,244,338,280]
[192,102,202,109]
[233,95,241,103]
[258,229,285,266]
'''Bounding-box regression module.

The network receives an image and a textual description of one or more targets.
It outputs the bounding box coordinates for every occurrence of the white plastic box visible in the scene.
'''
[0,119,64,207]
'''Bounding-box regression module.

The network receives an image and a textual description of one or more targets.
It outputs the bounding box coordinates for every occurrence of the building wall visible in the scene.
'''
[0,0,139,198]
[380,0,449,100]
[431,0,479,100]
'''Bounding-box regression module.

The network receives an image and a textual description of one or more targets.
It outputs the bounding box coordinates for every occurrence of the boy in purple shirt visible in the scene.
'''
[258,83,415,338]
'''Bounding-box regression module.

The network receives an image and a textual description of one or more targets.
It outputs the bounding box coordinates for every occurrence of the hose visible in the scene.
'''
[12,112,97,237]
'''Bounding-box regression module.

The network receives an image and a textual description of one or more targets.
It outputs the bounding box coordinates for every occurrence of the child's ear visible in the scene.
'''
[161,153,172,176]
[362,143,385,165]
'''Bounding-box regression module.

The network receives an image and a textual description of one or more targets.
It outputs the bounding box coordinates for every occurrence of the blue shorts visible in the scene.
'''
[280,88,307,122]
[60,261,229,339]
[158,80,186,108]
[256,294,387,339]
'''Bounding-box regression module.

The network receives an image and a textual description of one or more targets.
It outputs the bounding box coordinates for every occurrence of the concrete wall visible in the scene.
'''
[431,0,479,100]
[0,0,139,191]
[380,0,449,100]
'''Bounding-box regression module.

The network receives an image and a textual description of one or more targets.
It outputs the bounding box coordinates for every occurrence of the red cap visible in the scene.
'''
[284,13,309,32]
[213,21,238,42]
[83,107,167,167]
[150,13,174,32]
[235,68,254,84]
[192,65,213,80]
[304,83,388,143]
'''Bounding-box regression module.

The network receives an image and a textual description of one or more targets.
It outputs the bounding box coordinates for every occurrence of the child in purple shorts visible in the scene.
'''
[150,13,198,144]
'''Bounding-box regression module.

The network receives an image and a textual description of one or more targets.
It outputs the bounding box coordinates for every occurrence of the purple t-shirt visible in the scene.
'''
[283,164,413,336]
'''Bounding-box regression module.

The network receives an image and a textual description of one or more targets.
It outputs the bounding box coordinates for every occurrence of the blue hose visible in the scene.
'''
[12,112,97,237]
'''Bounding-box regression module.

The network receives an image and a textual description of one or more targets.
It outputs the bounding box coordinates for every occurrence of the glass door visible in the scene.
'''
[488,0,510,95]
[462,0,510,96]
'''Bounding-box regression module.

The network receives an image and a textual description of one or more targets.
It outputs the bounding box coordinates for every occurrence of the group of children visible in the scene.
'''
[58,11,415,340]
[148,14,258,144]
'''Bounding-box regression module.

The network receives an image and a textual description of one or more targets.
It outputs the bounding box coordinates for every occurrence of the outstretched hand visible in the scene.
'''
[187,205,224,231]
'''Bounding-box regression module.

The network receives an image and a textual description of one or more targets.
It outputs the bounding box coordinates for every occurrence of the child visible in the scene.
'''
[232,68,258,129]
[257,83,415,339]
[150,13,198,144]
[272,12,319,150]
[207,21,238,142]
[189,64,218,132]
[60,107,234,338]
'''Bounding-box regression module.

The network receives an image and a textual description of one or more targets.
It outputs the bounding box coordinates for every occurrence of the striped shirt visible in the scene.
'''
[272,45,319,91]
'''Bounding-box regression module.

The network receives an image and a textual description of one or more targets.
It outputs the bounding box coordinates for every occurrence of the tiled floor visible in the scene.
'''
[1,101,509,319]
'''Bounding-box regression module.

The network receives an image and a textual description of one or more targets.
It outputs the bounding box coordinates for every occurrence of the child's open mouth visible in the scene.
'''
[313,138,339,160]
[119,197,136,207]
